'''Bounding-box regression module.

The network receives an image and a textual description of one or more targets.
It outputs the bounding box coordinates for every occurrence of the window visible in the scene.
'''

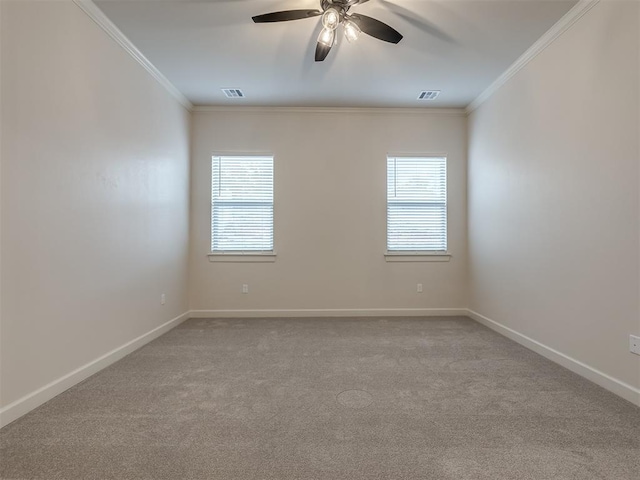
[211,155,274,253]
[387,156,447,253]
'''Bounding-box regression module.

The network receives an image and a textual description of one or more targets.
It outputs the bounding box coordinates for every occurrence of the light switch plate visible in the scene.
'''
[630,335,640,356]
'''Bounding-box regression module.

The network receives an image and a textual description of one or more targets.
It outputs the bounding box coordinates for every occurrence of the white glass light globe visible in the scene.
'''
[322,8,340,31]
[344,20,361,43]
[318,27,335,47]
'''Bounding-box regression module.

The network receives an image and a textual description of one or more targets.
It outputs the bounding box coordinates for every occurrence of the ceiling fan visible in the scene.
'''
[252,0,403,62]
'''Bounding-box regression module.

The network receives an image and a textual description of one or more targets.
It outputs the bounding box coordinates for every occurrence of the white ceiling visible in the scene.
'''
[94,0,577,108]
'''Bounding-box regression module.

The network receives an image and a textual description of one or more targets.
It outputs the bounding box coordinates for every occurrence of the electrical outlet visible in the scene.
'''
[242,284,249,294]
[160,293,166,305]
[630,335,640,356]
[417,283,423,293]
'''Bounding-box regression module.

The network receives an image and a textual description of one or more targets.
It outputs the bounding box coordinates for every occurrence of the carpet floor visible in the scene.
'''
[1,316,638,479]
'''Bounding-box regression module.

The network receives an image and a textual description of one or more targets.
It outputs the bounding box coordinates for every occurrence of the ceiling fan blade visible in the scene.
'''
[252,10,322,23]
[379,0,456,44]
[349,14,403,44]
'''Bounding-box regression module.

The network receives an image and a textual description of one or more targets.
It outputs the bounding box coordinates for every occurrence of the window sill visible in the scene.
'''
[208,252,277,263]
[384,252,451,263]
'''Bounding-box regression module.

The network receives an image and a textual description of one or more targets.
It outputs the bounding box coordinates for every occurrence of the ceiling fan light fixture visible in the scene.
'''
[252,0,405,61]
[318,27,335,47]
[322,8,340,31]
[343,20,361,43]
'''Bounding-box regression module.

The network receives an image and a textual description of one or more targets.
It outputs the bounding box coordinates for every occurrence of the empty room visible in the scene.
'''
[1,0,639,479]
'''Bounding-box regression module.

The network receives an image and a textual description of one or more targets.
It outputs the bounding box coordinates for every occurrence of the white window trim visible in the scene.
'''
[210,153,276,259]
[385,153,449,262]
[208,252,277,263]
[384,251,451,262]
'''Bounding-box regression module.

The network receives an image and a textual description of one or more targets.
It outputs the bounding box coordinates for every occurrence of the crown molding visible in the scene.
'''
[192,106,467,116]
[72,0,193,111]
[74,0,599,117]
[466,0,600,114]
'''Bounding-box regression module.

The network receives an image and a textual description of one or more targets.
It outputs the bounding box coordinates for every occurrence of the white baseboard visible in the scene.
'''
[466,309,640,407]
[0,311,190,428]
[188,308,468,318]
[4,308,635,429]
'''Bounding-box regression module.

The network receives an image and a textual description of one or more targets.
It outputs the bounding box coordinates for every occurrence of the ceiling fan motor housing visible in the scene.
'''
[322,1,344,17]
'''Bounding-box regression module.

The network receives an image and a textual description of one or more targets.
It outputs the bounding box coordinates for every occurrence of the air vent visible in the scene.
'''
[418,90,440,100]
[222,88,245,98]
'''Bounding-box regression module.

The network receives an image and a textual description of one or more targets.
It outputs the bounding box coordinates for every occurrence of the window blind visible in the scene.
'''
[387,156,447,252]
[211,155,274,252]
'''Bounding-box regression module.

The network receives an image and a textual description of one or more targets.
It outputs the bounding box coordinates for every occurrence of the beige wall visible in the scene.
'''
[468,1,640,389]
[3,0,637,425]
[190,109,467,313]
[0,1,190,408]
